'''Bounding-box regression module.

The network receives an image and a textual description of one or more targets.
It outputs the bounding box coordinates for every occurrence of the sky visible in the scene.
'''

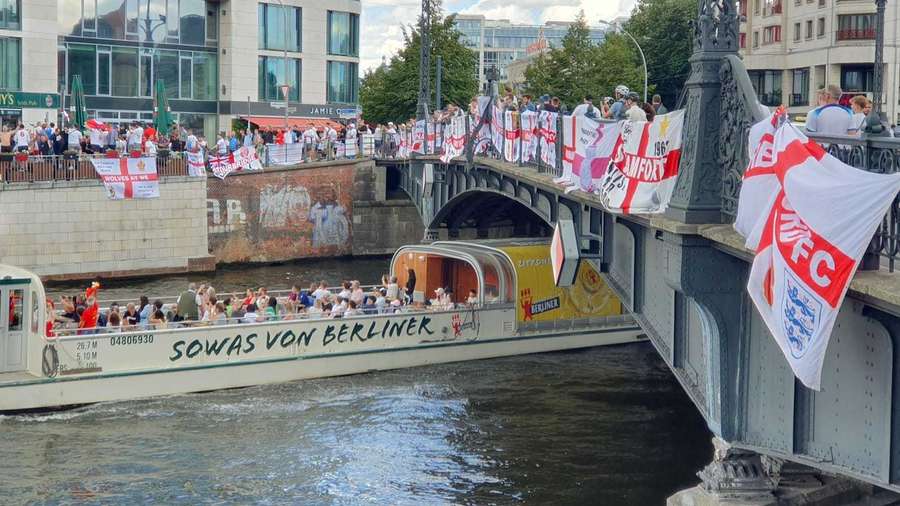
[359,0,639,72]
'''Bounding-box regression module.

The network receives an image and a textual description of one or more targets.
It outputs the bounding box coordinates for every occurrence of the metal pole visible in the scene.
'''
[873,0,887,118]
[417,0,431,127]
[275,0,289,160]
[435,55,443,111]
[600,20,648,102]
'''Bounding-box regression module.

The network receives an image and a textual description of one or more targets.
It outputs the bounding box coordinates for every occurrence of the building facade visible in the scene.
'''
[740,0,900,123]
[453,14,605,89]
[0,0,360,138]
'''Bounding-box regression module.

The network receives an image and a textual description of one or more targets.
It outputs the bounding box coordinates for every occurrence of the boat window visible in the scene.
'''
[31,291,39,334]
[8,289,23,331]
[482,263,501,304]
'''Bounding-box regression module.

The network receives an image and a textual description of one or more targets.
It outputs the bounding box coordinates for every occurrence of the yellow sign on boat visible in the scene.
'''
[499,245,621,322]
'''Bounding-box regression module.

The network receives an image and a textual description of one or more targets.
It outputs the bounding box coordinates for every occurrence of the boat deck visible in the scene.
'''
[0,371,41,384]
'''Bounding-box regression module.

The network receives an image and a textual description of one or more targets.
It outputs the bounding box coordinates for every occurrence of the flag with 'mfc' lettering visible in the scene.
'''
[743,117,900,389]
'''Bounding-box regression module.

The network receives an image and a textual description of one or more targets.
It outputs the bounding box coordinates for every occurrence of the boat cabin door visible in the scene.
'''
[0,283,28,373]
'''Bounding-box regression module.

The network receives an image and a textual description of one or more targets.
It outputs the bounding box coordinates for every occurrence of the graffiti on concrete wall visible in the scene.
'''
[207,165,355,263]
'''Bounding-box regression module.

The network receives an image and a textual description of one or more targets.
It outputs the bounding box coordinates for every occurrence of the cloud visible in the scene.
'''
[359,0,637,72]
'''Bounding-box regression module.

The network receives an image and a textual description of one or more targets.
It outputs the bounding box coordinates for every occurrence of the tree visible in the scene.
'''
[523,13,644,109]
[625,0,695,108]
[360,2,478,125]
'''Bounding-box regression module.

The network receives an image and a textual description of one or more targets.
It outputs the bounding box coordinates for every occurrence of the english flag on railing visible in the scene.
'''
[738,111,900,389]
[91,157,160,199]
[539,111,558,167]
[597,109,684,214]
[557,115,621,194]
[440,115,466,164]
[520,110,539,163]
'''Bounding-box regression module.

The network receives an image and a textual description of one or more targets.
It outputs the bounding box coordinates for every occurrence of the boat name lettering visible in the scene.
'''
[168,316,434,362]
[518,258,550,268]
[531,297,561,316]
[110,334,154,346]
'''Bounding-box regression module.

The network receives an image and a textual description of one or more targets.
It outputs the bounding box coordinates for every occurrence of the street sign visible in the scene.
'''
[270,101,287,108]
[337,107,361,119]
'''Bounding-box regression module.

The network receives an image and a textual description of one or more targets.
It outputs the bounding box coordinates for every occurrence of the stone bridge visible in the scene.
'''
[377,0,900,502]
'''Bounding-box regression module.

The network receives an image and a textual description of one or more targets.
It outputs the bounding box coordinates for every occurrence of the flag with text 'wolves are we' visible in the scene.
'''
[743,120,900,390]
[520,110,539,162]
[557,115,620,194]
[597,109,684,214]
[539,110,558,167]
[504,110,520,163]
[91,157,160,200]
[440,115,467,164]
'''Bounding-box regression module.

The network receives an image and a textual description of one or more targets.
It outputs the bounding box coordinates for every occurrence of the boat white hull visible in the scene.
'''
[1,308,641,411]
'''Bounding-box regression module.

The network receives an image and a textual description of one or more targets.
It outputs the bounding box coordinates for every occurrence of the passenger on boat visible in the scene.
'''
[338,281,352,300]
[255,287,269,310]
[307,299,325,319]
[350,281,365,306]
[78,283,100,334]
[330,297,347,318]
[405,269,417,302]
[138,296,151,325]
[241,303,261,324]
[264,296,278,320]
[106,312,121,333]
[386,276,400,300]
[312,281,331,302]
[466,289,478,306]
[241,289,255,309]
[45,299,55,338]
[149,309,167,329]
[345,300,360,316]
[123,303,140,327]
[174,283,199,322]
[288,285,300,303]
[375,288,387,313]
[211,302,227,325]
[301,284,316,308]
[361,296,377,315]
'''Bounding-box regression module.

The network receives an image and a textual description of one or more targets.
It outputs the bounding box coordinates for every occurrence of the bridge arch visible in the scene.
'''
[428,188,553,239]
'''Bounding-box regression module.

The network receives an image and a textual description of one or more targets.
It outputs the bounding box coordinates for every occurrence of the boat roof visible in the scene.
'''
[0,265,42,287]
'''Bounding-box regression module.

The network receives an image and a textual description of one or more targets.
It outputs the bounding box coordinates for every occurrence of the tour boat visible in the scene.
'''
[0,239,642,412]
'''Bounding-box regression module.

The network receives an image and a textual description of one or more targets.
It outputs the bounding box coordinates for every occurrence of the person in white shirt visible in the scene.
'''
[571,95,601,118]
[466,289,478,306]
[186,130,198,152]
[330,298,346,318]
[126,123,143,152]
[623,93,647,122]
[805,84,855,136]
[13,125,30,152]
[312,281,331,302]
[385,277,400,300]
[241,304,260,324]
[338,281,352,300]
[67,126,83,152]
[145,136,158,156]
[215,134,227,155]
[89,127,105,152]
[849,95,868,136]
[283,128,295,144]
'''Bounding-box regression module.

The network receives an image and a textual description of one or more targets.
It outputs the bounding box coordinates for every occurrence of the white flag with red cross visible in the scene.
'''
[520,110,539,162]
[412,120,425,154]
[539,111,558,167]
[742,118,900,389]
[597,109,684,214]
[91,157,160,200]
[558,115,620,194]
[503,110,520,163]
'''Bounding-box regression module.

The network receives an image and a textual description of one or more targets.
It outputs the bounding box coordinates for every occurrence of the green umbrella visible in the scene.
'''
[153,79,172,137]
[70,74,87,130]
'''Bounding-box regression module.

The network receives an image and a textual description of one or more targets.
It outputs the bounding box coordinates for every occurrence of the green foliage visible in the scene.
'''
[360,2,478,125]
[522,1,694,109]
[625,0,695,107]
[523,13,644,108]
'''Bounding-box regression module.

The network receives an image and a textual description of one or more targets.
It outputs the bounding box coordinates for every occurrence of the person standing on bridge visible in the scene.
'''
[805,84,855,136]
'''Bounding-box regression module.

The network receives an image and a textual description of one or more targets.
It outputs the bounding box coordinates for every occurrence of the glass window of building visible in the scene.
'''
[327,61,358,104]
[0,0,20,30]
[60,0,215,46]
[155,49,179,98]
[69,44,98,95]
[259,3,301,52]
[327,11,359,57]
[111,46,138,96]
[748,70,782,106]
[258,56,301,101]
[791,68,808,106]
[0,37,20,91]
[97,46,111,95]
[192,52,217,100]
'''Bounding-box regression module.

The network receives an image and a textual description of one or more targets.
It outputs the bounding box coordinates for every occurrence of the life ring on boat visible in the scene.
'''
[42,344,59,378]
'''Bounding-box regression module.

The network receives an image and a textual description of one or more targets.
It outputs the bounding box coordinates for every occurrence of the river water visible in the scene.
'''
[4,259,713,505]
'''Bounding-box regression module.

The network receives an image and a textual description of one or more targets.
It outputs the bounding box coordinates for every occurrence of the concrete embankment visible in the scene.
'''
[0,159,423,280]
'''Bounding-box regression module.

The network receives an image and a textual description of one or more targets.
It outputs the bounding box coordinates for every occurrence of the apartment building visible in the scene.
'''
[0,0,360,137]
[740,0,899,122]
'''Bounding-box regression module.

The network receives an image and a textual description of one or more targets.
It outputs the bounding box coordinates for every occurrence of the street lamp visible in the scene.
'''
[598,20,648,103]
[866,0,887,134]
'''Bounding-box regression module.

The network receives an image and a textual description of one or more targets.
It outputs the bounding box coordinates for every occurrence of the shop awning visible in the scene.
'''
[242,116,343,131]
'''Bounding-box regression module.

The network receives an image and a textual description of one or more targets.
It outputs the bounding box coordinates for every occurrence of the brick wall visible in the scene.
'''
[0,176,213,280]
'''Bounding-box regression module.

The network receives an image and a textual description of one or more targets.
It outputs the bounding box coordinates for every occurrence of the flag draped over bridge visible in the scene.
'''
[90,157,160,200]
[738,111,900,389]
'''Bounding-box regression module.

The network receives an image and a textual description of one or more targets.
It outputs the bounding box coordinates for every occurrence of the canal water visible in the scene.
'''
[4,259,713,505]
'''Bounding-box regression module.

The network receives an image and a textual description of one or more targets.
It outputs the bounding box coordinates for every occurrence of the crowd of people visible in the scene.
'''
[0,119,372,163]
[47,274,479,336]
[804,84,880,137]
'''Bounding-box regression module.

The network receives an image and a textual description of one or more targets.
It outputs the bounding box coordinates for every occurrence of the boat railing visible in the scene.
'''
[57,285,380,312]
[48,301,499,338]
